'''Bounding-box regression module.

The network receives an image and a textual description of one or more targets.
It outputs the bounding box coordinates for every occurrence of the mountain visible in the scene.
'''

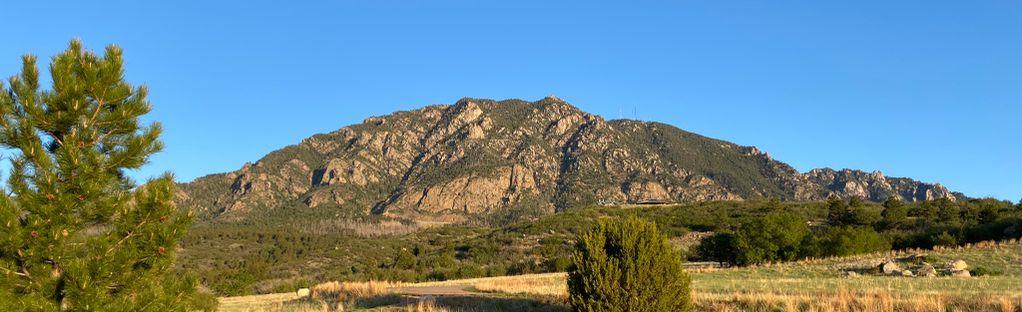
[176,97,961,221]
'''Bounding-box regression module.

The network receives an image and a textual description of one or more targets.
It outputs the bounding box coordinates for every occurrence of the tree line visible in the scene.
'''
[698,197,1022,266]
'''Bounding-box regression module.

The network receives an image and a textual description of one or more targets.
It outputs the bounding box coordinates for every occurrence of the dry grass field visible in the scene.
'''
[219,239,1022,312]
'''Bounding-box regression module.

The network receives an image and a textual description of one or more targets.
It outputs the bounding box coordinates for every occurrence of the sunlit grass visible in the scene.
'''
[466,239,1022,311]
[222,239,1022,311]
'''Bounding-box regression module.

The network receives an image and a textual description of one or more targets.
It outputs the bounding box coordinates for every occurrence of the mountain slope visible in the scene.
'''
[176,97,960,220]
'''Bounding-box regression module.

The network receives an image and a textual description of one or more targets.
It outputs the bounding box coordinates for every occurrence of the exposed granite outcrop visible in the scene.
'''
[176,97,960,221]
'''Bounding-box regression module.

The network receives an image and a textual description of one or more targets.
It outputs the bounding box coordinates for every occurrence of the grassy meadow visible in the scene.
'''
[218,239,1022,312]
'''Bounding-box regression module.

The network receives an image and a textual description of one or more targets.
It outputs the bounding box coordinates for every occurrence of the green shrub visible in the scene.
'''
[969,266,1003,277]
[697,232,736,265]
[568,216,692,312]
[545,256,573,272]
[932,231,959,247]
[818,226,891,257]
[393,249,417,270]
[456,264,486,279]
[733,213,809,265]
[485,265,508,277]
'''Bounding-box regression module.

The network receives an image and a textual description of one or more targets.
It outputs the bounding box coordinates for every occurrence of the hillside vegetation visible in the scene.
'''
[178,198,1022,296]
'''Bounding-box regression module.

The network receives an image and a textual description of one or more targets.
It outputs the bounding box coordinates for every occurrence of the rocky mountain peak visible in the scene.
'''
[176,97,962,221]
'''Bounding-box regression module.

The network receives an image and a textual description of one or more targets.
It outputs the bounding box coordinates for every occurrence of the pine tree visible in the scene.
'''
[826,197,851,226]
[881,197,908,229]
[0,40,215,311]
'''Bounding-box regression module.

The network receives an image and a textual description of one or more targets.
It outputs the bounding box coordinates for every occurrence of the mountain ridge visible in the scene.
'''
[176,97,961,221]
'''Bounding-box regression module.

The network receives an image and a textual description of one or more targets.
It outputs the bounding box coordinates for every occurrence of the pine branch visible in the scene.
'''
[0,266,30,278]
[104,228,138,257]
[86,99,106,134]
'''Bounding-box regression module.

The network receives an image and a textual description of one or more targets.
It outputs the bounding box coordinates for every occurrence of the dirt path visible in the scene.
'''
[389,285,480,296]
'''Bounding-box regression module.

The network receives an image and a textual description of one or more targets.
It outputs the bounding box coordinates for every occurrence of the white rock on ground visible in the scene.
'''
[880,261,901,275]
[918,263,937,277]
[945,259,968,272]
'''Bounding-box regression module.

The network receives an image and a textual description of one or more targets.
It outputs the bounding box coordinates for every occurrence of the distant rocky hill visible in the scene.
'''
[176,97,961,220]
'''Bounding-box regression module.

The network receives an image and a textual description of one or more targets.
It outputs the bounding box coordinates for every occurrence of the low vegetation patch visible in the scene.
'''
[185,197,1021,298]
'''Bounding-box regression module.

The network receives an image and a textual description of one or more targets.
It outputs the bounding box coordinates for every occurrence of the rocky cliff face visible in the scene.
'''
[805,168,959,202]
[176,97,960,220]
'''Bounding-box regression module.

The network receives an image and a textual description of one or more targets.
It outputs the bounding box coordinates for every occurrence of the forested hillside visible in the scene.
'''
[177,198,1022,296]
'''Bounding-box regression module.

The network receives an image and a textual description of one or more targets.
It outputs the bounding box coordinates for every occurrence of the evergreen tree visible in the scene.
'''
[931,231,958,247]
[828,197,879,227]
[392,248,417,270]
[0,40,214,311]
[848,205,881,227]
[977,204,1000,224]
[881,198,908,229]
[568,216,692,312]
[826,197,851,226]
[848,196,864,209]
[934,198,960,224]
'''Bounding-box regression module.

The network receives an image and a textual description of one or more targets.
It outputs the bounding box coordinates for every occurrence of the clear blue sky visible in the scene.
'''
[2,1,1019,200]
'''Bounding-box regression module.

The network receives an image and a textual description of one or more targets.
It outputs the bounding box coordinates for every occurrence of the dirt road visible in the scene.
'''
[389,285,480,296]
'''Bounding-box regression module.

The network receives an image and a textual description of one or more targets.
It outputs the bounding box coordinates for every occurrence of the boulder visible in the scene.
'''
[951,270,972,277]
[879,261,901,275]
[945,260,968,272]
[625,181,670,203]
[918,263,937,277]
[842,271,860,278]
[296,288,311,297]
[900,270,914,277]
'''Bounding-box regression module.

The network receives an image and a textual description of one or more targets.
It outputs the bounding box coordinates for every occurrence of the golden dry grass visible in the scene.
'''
[218,280,404,312]
[463,239,1022,311]
[407,273,565,288]
[309,280,401,301]
[472,274,567,296]
[466,273,1022,312]
[223,239,1022,311]
[402,300,453,312]
[218,292,313,312]
[694,289,1022,312]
